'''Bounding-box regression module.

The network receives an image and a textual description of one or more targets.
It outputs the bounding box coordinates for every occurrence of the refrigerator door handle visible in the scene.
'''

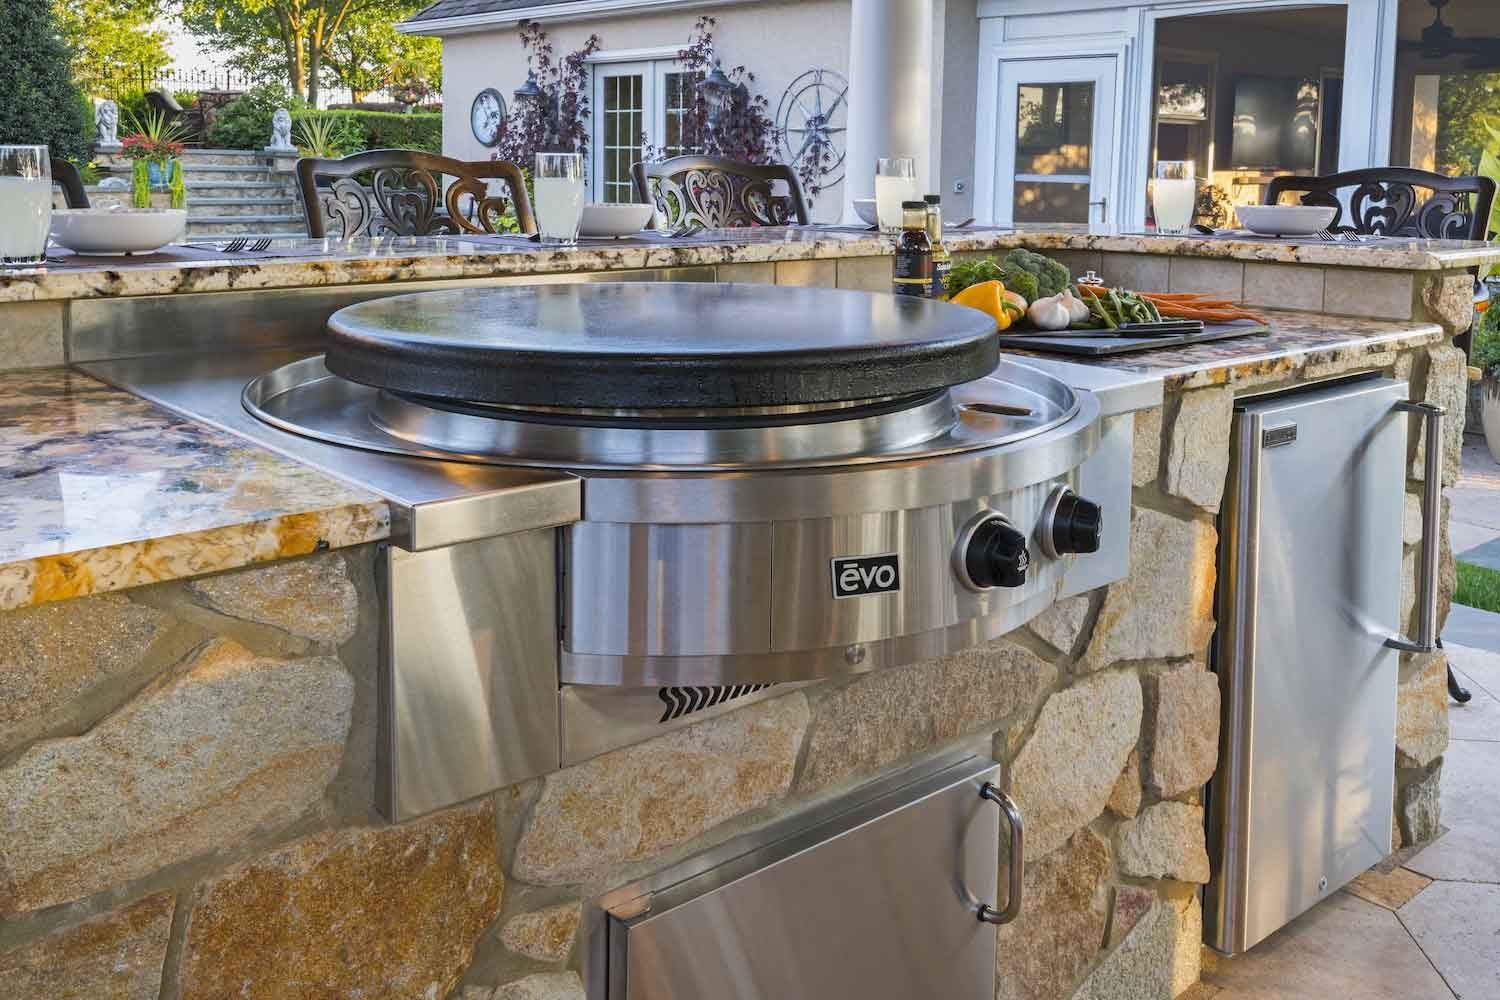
[1387,400,1445,655]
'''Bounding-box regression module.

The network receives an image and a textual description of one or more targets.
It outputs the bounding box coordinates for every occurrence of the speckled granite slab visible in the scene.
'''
[0,368,389,609]
[2,226,1496,304]
[1006,309,1447,392]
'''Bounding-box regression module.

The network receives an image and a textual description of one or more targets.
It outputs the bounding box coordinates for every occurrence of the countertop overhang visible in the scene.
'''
[3,225,1497,305]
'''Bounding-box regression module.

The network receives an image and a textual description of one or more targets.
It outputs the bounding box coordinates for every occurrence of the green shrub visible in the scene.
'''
[0,0,92,161]
[1475,288,1500,378]
[207,84,305,149]
[116,90,152,131]
[293,109,442,155]
[292,113,367,158]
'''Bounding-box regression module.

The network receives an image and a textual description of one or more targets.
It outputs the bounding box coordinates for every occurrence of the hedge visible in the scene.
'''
[292,109,442,155]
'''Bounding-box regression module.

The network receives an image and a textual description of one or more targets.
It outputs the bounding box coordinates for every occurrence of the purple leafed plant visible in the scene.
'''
[642,17,781,171]
[494,20,601,168]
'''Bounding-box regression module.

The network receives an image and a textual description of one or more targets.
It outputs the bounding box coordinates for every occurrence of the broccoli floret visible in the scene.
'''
[997,266,1038,305]
[1003,248,1071,299]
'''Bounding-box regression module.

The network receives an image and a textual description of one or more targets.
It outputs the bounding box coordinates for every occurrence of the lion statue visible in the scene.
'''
[267,107,294,151]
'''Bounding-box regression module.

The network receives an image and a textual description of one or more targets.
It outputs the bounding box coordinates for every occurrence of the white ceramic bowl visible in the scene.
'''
[1235,204,1338,237]
[50,208,187,255]
[578,203,654,238]
[852,197,879,227]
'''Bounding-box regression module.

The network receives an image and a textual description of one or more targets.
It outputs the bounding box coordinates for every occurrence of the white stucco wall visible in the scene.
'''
[440,0,855,221]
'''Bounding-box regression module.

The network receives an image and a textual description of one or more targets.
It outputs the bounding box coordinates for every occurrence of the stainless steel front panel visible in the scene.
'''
[1206,376,1407,955]
[600,755,1002,1000]
[565,523,773,656]
[382,531,561,821]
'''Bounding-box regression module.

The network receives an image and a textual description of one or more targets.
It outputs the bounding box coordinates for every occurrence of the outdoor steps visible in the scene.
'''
[185,214,306,237]
[173,148,303,236]
[187,196,298,218]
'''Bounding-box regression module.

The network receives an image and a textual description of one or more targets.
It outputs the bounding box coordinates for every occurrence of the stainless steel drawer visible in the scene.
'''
[593,754,1015,999]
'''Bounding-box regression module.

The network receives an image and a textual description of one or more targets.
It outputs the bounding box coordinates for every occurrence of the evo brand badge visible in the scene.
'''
[831,553,901,600]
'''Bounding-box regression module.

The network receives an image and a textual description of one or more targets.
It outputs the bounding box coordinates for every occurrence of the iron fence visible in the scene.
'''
[93,65,441,110]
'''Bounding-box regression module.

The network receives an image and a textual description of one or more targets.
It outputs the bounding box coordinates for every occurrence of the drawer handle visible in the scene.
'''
[978,782,1023,925]
[1387,401,1444,654]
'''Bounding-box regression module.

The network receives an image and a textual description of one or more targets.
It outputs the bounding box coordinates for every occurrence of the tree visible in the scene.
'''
[320,15,438,104]
[494,21,600,164]
[175,0,427,105]
[0,0,92,161]
[53,0,170,98]
[1436,72,1500,175]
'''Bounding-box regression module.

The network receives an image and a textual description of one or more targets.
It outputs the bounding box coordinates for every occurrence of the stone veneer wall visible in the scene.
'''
[0,289,1465,999]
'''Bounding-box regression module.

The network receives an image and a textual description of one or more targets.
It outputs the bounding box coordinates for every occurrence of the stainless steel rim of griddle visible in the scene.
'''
[322,282,1001,410]
[244,354,1085,473]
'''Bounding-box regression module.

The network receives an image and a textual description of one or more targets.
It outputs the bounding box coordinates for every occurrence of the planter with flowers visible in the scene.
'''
[122,110,188,209]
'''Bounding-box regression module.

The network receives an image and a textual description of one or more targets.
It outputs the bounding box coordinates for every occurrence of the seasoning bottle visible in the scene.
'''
[892,201,934,298]
[924,194,951,299]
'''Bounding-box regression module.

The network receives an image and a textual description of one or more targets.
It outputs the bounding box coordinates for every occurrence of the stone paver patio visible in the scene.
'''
[1187,435,1500,1000]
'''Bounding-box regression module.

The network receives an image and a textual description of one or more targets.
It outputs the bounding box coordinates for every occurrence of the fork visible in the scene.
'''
[1314,229,1339,243]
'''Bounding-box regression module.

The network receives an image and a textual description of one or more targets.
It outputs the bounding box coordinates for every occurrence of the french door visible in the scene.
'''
[993,56,1118,227]
[591,60,693,203]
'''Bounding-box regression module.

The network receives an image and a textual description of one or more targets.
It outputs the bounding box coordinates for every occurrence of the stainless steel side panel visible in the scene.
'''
[381,531,561,821]
[1060,412,1132,599]
[601,755,1001,1000]
[1206,376,1406,955]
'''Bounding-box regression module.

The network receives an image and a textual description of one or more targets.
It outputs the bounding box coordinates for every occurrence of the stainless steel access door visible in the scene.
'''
[1206,376,1408,955]
[600,755,1010,999]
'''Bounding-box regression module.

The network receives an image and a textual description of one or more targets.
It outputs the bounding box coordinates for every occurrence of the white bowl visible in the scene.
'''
[1234,204,1338,237]
[50,208,187,255]
[852,197,879,227]
[578,203,654,238]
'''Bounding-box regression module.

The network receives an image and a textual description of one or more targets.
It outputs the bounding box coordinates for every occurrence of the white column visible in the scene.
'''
[843,0,936,223]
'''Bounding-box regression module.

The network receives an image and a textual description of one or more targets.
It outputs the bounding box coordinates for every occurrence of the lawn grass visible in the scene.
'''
[1456,561,1500,614]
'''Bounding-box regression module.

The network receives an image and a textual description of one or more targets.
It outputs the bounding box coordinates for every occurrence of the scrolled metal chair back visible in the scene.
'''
[631,155,810,229]
[296,149,535,238]
[1265,167,1495,242]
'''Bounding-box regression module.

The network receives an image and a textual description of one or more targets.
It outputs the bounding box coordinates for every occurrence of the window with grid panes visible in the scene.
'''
[600,73,645,204]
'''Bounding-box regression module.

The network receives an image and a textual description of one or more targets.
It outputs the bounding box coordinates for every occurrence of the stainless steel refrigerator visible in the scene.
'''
[1205,375,1444,955]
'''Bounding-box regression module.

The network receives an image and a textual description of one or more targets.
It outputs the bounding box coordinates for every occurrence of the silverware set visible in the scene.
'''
[185,238,275,253]
[1314,229,1368,244]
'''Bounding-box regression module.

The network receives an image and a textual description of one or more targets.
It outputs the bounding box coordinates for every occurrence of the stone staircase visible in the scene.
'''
[180,149,306,239]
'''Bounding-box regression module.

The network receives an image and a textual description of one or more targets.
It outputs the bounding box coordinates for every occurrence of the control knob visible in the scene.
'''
[1042,488,1103,558]
[956,514,1030,591]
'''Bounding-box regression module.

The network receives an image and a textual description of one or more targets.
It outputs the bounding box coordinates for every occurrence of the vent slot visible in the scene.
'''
[658,685,773,722]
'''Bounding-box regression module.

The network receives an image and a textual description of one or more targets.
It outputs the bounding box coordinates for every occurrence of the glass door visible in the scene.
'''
[591,60,694,203]
[593,62,649,203]
[993,57,1117,226]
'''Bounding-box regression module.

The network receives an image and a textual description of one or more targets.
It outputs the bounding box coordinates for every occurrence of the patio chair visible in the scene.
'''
[1264,167,1496,242]
[51,158,88,209]
[631,155,810,228]
[294,149,535,239]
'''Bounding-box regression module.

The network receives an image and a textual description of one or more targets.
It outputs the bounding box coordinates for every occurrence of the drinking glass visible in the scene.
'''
[1152,161,1197,236]
[875,156,918,233]
[534,152,585,245]
[0,145,51,266]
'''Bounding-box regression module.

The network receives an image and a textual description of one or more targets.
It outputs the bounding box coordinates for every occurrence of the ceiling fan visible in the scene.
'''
[1399,0,1500,69]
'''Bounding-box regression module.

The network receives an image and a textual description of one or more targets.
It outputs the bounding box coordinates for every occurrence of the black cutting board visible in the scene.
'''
[995,320,1270,357]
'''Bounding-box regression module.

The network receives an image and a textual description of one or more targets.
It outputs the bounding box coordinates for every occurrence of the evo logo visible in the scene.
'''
[831,553,901,600]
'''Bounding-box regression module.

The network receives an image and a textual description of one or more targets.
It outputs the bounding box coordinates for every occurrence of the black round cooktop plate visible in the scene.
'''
[323,282,999,409]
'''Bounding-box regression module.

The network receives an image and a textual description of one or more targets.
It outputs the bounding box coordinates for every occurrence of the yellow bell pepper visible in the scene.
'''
[951,279,1025,331]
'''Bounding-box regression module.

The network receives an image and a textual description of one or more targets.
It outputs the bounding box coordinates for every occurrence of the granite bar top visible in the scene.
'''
[0,368,390,610]
[1007,308,1446,392]
[2,224,1495,304]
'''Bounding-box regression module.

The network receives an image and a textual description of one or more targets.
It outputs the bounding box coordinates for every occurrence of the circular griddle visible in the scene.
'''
[323,282,999,409]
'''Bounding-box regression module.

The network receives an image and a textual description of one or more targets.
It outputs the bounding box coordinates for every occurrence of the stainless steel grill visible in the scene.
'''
[80,281,1156,823]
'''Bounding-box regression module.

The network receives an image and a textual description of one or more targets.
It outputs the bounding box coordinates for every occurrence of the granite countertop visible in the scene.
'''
[0,368,390,610]
[2,225,1496,304]
[1007,308,1446,392]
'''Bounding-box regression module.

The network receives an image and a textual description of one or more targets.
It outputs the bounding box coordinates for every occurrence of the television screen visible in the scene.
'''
[1231,75,1319,171]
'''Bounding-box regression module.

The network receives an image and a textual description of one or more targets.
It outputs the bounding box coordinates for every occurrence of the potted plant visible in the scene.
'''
[121,109,187,207]
[1475,293,1500,462]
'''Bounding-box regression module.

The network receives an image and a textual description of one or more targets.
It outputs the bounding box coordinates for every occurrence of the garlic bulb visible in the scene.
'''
[1027,294,1072,331]
[1059,289,1090,324]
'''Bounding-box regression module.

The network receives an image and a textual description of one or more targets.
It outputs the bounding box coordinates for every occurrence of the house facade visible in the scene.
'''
[401,0,1498,227]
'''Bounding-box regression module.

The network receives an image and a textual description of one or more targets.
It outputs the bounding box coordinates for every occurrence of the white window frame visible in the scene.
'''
[588,48,692,203]
[973,0,1400,228]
